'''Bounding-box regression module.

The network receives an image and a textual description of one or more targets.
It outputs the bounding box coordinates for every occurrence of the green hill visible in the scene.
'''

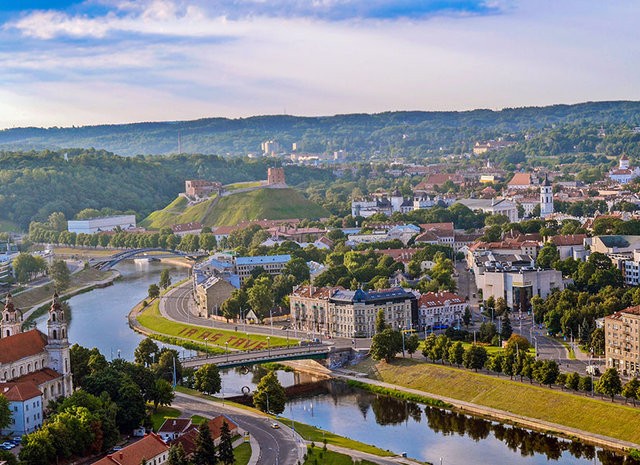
[141,187,329,229]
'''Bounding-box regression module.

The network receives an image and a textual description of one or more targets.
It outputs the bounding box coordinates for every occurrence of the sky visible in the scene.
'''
[0,0,638,128]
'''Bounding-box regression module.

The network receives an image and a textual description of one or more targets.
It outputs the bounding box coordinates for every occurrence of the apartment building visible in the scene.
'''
[605,306,640,377]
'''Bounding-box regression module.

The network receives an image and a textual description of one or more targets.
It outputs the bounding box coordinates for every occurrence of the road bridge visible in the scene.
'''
[181,344,331,369]
[89,248,205,270]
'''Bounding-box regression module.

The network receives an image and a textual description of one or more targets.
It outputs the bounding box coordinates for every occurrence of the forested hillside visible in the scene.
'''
[0,149,334,229]
[1,101,640,156]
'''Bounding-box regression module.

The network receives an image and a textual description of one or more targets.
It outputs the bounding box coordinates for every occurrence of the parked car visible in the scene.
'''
[586,365,601,376]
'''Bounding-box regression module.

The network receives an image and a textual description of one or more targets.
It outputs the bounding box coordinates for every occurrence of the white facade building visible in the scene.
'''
[457,198,519,223]
[418,291,467,330]
[67,215,137,234]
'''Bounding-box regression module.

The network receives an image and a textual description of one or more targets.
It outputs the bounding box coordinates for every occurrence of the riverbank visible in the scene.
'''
[335,358,640,453]
[13,268,119,322]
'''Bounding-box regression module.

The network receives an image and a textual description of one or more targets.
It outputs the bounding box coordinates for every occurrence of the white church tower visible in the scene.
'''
[46,293,73,395]
[1,293,22,338]
[540,175,554,218]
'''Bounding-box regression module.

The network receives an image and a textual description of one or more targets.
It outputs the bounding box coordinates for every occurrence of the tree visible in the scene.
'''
[217,421,235,465]
[462,307,472,327]
[504,334,531,353]
[622,377,640,405]
[194,364,222,395]
[282,257,310,284]
[115,381,146,431]
[405,333,420,358]
[193,422,217,465]
[596,368,622,401]
[579,375,593,393]
[49,259,71,291]
[370,329,402,363]
[159,269,172,289]
[247,278,274,320]
[168,443,190,465]
[375,308,387,334]
[536,243,560,269]
[534,360,559,387]
[500,312,513,340]
[495,297,508,317]
[448,341,465,367]
[155,349,182,383]
[253,371,286,415]
[151,379,175,411]
[134,337,159,367]
[148,284,160,299]
[0,395,10,431]
[19,429,56,465]
[478,322,497,343]
[463,345,488,372]
[565,372,580,391]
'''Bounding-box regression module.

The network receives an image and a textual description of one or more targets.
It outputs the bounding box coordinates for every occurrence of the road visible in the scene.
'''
[173,391,304,465]
[160,282,369,350]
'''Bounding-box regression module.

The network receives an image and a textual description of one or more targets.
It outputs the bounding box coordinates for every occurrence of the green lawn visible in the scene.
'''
[233,442,252,465]
[305,446,378,465]
[225,181,264,190]
[149,405,181,431]
[374,359,640,444]
[137,300,293,350]
[190,415,207,425]
[286,420,395,457]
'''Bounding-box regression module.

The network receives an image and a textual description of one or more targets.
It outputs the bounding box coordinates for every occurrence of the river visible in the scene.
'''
[35,261,628,464]
[36,260,188,360]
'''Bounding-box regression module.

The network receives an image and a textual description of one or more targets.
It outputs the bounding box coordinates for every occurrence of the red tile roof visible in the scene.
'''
[171,222,202,233]
[158,418,192,434]
[508,173,533,187]
[291,285,343,299]
[550,234,587,247]
[419,291,465,307]
[0,382,42,401]
[0,330,48,364]
[93,434,168,465]
[12,368,62,386]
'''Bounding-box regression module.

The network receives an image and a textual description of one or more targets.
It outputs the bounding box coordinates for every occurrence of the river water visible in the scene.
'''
[36,260,188,360]
[37,261,629,464]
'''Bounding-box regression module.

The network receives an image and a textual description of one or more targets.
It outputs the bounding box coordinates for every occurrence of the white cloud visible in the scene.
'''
[0,0,639,127]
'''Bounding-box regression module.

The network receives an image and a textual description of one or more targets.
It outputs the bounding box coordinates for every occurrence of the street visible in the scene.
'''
[173,391,304,465]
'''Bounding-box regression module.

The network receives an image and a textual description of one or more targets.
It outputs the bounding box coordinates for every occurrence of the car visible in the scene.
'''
[270,422,280,429]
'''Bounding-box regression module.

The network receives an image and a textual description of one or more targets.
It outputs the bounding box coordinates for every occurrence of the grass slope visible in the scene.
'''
[374,359,640,445]
[206,188,328,226]
[142,187,328,229]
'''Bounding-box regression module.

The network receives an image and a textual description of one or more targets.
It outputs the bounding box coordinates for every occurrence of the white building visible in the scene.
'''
[457,198,519,223]
[418,291,467,330]
[609,154,640,184]
[476,267,564,312]
[67,215,137,234]
[234,254,291,283]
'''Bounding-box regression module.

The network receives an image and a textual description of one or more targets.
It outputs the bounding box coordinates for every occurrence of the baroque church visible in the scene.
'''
[0,292,73,436]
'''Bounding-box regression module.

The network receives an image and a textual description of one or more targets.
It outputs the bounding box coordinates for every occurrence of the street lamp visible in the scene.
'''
[270,308,274,335]
[267,336,271,356]
[204,337,208,354]
[225,341,229,362]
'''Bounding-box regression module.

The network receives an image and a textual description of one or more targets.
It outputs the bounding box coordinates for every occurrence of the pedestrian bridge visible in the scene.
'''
[90,248,206,270]
[181,344,331,369]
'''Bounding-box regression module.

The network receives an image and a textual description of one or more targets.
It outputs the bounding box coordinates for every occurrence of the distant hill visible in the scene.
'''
[2,101,640,156]
[141,187,329,229]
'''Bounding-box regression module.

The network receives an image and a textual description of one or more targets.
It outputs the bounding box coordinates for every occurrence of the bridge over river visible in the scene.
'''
[181,344,333,369]
[89,248,206,270]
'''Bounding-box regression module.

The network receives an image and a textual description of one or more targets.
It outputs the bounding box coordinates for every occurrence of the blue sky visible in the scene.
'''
[0,0,638,128]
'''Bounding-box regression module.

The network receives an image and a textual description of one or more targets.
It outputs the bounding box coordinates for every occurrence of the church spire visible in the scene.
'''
[1,293,22,338]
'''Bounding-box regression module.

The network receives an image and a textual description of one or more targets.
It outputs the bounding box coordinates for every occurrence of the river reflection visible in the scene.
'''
[286,380,635,465]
